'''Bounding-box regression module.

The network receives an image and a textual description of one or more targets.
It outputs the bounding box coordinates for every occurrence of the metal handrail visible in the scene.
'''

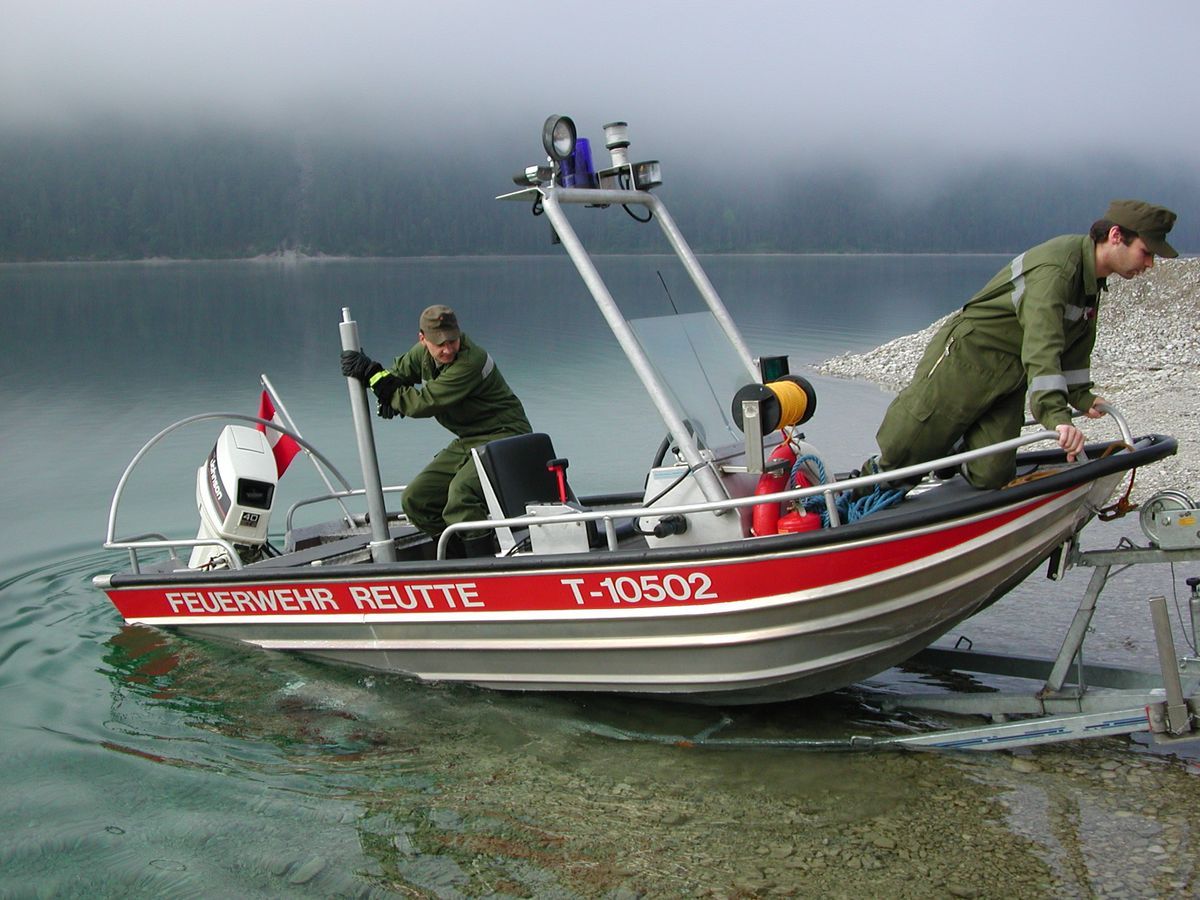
[107,535,244,573]
[436,408,1138,558]
[104,405,1137,568]
[103,412,354,570]
[284,485,409,532]
[1021,402,1131,448]
[105,484,412,574]
[105,531,179,573]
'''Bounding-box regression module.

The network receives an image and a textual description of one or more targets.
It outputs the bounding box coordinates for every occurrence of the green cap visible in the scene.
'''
[1104,199,1179,258]
[419,304,460,343]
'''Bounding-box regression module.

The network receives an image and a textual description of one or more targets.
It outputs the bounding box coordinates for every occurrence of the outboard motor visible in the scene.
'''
[189,425,278,569]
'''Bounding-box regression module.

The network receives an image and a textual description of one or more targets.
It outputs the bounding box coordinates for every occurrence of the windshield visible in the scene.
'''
[629,311,751,454]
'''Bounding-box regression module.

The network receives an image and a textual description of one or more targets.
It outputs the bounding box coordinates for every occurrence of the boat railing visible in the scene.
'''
[435,407,1137,559]
[106,535,246,574]
[101,406,1135,571]
[101,412,355,574]
[283,485,408,533]
[1030,401,1133,446]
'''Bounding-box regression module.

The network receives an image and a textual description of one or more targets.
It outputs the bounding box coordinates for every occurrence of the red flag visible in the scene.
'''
[257,390,301,477]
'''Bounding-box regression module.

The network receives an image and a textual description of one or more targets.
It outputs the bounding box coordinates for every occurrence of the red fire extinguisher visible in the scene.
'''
[751,442,798,536]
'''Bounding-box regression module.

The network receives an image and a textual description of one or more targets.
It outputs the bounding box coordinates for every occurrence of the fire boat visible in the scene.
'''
[96,116,1193,740]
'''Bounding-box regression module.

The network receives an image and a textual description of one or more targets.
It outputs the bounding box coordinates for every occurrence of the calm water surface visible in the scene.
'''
[2,255,1198,898]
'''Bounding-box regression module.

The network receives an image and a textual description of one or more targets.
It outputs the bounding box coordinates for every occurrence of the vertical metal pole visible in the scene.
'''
[1148,595,1191,735]
[822,489,841,528]
[742,400,764,474]
[1189,578,1200,655]
[339,308,396,563]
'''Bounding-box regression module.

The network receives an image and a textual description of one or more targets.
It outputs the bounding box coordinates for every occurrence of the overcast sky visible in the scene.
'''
[3,0,1198,179]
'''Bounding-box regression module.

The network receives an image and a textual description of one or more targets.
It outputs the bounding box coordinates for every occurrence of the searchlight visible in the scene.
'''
[516,115,663,193]
[542,115,577,161]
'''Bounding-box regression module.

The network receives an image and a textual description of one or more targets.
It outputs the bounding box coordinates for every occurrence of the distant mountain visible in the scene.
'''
[1,125,1195,261]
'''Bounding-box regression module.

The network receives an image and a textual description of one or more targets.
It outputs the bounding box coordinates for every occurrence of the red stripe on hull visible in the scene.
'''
[108,493,1060,623]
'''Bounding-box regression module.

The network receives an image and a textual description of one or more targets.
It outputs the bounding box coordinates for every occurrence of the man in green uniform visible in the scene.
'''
[865,199,1178,491]
[341,305,532,557]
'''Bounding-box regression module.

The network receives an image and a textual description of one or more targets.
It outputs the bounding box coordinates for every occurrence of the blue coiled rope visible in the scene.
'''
[790,453,906,526]
[788,453,827,489]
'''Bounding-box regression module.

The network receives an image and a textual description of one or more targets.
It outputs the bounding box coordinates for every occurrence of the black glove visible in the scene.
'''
[341,349,383,383]
[377,400,399,419]
[369,372,404,403]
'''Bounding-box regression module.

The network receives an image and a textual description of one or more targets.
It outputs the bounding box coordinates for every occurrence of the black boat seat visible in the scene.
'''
[472,433,593,553]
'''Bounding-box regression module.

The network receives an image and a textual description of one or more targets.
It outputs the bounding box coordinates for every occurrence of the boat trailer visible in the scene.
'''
[591,490,1200,753]
[878,525,1200,752]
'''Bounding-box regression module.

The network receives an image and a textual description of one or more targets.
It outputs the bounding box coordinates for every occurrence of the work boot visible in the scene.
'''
[462,532,499,558]
[423,533,466,559]
[851,455,884,499]
[933,462,962,481]
[852,455,916,499]
[934,440,966,481]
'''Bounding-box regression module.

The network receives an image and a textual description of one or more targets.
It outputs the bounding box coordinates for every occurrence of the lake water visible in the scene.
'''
[2,254,1198,898]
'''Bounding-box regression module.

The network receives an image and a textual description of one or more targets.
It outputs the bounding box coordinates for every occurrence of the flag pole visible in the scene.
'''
[260,373,356,528]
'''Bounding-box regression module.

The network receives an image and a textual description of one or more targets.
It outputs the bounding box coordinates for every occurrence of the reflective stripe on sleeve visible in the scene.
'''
[481,354,495,380]
[1010,253,1026,310]
[1029,374,1068,394]
[1063,368,1090,386]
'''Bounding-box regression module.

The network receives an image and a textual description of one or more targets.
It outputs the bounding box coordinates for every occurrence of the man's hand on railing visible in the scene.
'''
[1083,396,1108,419]
[1056,423,1087,461]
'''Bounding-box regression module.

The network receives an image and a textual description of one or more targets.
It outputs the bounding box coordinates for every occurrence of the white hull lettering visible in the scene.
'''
[349,582,483,611]
[560,572,719,606]
[165,587,336,615]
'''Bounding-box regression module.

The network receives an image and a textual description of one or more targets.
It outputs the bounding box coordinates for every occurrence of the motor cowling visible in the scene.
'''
[189,425,278,569]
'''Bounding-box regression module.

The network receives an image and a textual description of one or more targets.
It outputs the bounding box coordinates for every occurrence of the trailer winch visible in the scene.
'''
[1141,489,1200,549]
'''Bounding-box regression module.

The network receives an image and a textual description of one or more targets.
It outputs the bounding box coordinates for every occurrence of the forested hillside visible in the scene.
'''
[1,125,1195,261]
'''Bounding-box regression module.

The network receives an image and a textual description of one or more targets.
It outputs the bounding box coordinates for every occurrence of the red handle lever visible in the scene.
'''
[546,458,569,503]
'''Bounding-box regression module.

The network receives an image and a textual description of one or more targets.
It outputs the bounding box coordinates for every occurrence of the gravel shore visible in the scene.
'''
[815,256,1200,501]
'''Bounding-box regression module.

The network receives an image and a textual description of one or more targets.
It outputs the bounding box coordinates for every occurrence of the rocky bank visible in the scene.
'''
[815,255,1200,501]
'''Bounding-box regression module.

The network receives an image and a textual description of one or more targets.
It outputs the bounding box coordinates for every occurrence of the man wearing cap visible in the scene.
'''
[341,305,532,557]
[861,199,1178,492]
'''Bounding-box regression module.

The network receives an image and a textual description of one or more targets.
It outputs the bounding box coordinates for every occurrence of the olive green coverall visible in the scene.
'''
[375,333,531,537]
[875,234,1103,489]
